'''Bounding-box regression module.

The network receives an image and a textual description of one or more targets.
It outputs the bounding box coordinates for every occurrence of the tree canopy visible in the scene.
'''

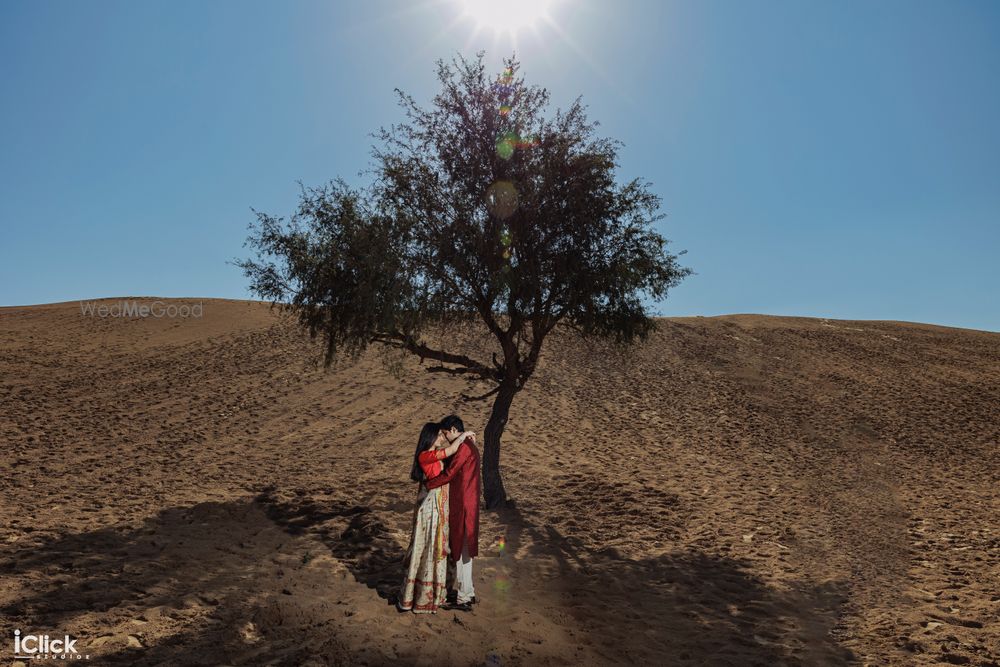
[238,51,694,507]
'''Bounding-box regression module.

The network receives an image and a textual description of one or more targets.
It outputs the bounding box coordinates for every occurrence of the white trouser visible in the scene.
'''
[449,543,475,603]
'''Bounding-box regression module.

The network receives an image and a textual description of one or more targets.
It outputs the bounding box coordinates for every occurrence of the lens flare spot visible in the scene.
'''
[496,132,517,160]
[485,180,519,219]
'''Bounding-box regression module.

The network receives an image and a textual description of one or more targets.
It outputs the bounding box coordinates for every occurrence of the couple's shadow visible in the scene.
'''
[255,486,407,605]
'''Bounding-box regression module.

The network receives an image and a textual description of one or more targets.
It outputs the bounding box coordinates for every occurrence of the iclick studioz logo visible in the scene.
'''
[13,629,90,660]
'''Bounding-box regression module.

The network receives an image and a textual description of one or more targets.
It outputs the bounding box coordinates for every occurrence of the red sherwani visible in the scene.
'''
[425,437,480,560]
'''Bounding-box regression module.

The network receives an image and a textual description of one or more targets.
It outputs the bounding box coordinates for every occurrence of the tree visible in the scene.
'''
[237,52,693,508]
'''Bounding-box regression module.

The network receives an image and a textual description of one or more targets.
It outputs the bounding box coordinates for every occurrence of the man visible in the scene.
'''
[424,414,481,611]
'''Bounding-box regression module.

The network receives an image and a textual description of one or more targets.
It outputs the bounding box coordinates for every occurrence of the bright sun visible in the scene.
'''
[458,0,554,32]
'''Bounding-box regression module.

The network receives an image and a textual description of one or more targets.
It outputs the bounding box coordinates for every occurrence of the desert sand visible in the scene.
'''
[1,298,998,666]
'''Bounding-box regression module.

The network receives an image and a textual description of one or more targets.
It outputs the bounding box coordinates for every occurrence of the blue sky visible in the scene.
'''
[1,0,998,332]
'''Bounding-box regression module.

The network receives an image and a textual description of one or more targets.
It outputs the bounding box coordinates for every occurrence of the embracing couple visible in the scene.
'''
[397,414,481,614]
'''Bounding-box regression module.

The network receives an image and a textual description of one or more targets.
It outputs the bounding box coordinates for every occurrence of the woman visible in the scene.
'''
[397,422,469,613]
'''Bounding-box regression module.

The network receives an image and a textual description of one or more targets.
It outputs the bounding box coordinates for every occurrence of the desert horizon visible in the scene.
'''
[2,297,998,665]
[6,296,996,335]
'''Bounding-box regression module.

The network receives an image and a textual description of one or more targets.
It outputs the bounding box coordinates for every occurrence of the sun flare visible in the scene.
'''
[458,0,554,33]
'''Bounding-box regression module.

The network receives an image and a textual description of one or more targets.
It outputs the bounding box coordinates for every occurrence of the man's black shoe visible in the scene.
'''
[443,600,473,612]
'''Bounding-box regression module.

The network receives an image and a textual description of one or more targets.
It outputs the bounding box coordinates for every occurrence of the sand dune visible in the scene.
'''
[1,298,998,666]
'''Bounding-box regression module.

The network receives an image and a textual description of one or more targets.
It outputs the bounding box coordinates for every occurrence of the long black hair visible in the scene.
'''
[410,421,441,483]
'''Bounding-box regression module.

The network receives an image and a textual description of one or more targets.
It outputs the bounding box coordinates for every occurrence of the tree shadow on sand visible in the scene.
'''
[255,487,859,666]
[0,489,857,666]
[0,496,362,666]
[489,502,858,666]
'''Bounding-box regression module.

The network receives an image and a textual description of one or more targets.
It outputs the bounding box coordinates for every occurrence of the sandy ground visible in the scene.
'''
[1,297,998,666]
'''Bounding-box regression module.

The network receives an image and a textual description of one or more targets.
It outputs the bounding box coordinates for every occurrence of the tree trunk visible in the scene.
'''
[482,379,517,509]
